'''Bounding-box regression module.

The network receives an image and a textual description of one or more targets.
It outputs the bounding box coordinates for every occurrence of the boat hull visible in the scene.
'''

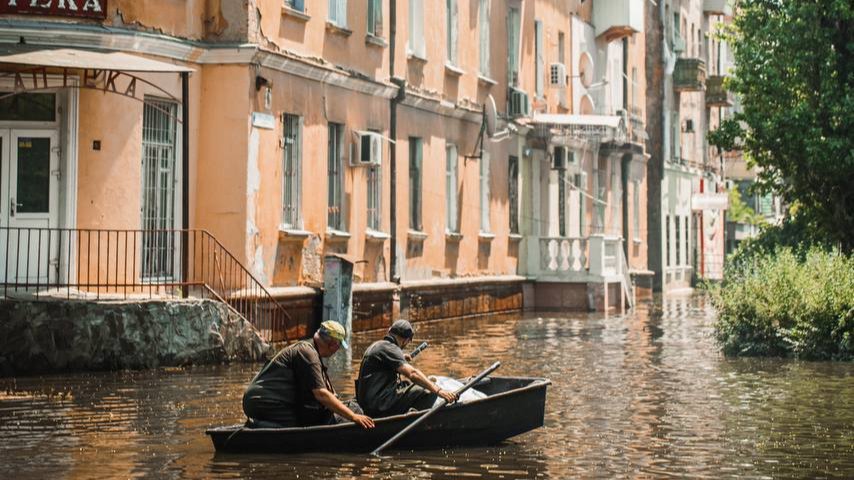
[207,376,550,453]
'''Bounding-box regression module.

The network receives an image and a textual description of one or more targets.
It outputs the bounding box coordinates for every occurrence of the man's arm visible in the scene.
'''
[312,388,375,429]
[397,364,458,404]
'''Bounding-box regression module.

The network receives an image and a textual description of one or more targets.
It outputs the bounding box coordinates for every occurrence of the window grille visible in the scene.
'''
[367,159,382,231]
[327,123,344,231]
[141,98,178,280]
[282,114,301,229]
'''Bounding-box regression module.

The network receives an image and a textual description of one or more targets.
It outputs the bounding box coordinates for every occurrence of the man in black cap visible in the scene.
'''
[356,320,458,417]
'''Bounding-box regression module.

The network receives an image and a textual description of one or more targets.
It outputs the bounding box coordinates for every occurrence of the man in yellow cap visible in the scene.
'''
[242,320,374,429]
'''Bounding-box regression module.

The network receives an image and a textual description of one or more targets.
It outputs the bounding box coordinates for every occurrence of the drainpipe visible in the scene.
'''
[181,71,190,298]
[389,0,402,284]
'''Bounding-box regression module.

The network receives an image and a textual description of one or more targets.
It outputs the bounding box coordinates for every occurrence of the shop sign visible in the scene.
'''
[691,193,729,211]
[0,0,107,20]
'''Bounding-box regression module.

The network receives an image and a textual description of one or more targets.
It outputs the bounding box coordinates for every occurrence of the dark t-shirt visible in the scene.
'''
[357,336,408,414]
[242,339,333,426]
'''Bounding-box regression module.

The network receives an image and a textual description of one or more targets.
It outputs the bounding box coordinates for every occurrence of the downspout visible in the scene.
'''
[181,71,190,298]
[389,0,402,284]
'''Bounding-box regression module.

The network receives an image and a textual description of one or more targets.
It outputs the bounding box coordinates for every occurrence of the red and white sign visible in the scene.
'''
[0,0,107,20]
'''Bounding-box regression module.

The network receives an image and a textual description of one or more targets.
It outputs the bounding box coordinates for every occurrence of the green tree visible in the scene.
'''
[710,0,854,250]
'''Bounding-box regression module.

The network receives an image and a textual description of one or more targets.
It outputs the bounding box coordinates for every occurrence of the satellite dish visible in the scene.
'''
[578,52,594,88]
[485,94,498,137]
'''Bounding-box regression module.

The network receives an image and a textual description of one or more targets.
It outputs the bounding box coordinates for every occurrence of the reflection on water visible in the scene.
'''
[1,295,853,478]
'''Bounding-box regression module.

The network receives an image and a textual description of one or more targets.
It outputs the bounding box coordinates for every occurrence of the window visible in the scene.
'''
[478,0,491,76]
[594,158,607,233]
[509,156,519,234]
[622,38,629,110]
[0,92,55,121]
[507,7,521,86]
[575,173,586,238]
[632,181,640,241]
[674,214,681,266]
[408,0,425,58]
[479,151,490,232]
[558,31,565,64]
[558,166,567,237]
[367,162,382,231]
[611,165,621,236]
[282,114,302,229]
[446,144,459,232]
[534,20,544,97]
[683,216,690,266]
[446,0,458,65]
[327,123,344,231]
[286,0,304,12]
[328,0,347,27]
[665,215,671,267]
[141,98,178,280]
[409,137,423,230]
[367,0,382,37]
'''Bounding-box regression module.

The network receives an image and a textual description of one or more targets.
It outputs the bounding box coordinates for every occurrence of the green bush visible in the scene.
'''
[710,247,854,360]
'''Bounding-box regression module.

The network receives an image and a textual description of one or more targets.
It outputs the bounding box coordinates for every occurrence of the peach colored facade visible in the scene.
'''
[0,0,652,312]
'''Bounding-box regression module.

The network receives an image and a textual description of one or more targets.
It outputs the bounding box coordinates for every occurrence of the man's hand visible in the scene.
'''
[436,388,458,404]
[351,413,375,429]
[403,354,412,362]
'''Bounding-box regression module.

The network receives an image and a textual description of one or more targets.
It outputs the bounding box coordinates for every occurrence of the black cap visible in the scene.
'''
[388,320,414,339]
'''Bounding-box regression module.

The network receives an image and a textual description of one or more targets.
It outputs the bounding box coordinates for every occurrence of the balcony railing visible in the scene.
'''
[528,234,625,281]
[705,75,733,106]
[673,58,707,92]
[0,227,294,343]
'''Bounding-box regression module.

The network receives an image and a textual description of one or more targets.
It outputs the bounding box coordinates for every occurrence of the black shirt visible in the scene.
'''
[242,339,333,426]
[357,335,408,413]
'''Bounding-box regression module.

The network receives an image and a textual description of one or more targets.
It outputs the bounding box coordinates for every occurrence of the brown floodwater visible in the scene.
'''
[1,294,852,479]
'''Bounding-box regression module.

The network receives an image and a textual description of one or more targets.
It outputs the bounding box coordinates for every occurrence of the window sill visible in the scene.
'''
[508,233,523,242]
[407,229,428,241]
[278,226,313,240]
[365,34,387,48]
[326,22,352,37]
[445,231,462,242]
[407,52,428,64]
[282,6,310,22]
[444,63,465,77]
[478,231,496,241]
[325,229,351,242]
[365,229,390,241]
[478,75,497,86]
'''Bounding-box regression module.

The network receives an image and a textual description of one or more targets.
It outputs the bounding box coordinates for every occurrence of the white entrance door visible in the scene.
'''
[0,129,60,285]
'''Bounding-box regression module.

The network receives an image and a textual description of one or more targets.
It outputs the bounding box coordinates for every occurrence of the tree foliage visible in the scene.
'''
[710,0,854,250]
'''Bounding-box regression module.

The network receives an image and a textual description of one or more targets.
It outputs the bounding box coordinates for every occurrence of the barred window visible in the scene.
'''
[282,114,302,229]
[327,123,345,231]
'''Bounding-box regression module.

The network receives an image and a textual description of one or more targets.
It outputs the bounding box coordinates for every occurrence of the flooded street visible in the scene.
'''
[1,294,853,479]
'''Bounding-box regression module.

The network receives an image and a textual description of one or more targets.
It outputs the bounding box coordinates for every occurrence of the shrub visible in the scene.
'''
[710,247,854,361]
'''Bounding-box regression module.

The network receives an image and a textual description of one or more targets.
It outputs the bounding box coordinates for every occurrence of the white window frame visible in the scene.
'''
[446,0,458,66]
[328,0,347,28]
[479,151,491,232]
[478,0,491,77]
[507,6,521,86]
[282,113,302,229]
[327,123,345,231]
[535,20,544,98]
[408,0,426,59]
[367,160,382,231]
[446,144,459,233]
[367,0,383,37]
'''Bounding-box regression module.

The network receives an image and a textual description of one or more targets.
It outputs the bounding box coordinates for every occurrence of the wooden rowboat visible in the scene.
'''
[206,376,550,453]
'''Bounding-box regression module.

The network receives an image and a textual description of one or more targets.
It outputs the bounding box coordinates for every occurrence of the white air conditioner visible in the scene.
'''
[549,63,567,87]
[351,131,383,166]
[508,88,530,118]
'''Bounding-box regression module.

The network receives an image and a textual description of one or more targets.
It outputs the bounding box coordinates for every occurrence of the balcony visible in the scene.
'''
[705,75,733,106]
[526,235,625,282]
[673,58,706,92]
[704,0,732,16]
[592,0,644,41]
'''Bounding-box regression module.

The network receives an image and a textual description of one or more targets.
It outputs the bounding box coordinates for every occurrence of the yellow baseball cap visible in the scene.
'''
[319,321,349,349]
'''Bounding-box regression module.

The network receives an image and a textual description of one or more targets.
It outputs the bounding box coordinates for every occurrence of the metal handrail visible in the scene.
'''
[0,227,292,343]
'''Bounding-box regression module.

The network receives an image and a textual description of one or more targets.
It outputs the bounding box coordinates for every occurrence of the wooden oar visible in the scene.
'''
[370,361,501,456]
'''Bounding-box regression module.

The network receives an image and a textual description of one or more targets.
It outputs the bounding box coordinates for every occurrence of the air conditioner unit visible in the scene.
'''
[508,88,530,118]
[549,63,567,87]
[351,131,383,166]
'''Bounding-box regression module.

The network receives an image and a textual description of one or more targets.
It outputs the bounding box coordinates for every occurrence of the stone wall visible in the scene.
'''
[0,299,271,376]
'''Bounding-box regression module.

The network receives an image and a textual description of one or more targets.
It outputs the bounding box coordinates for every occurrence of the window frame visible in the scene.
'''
[446,0,458,66]
[408,0,426,58]
[509,155,520,235]
[478,0,491,77]
[327,122,345,231]
[446,143,459,233]
[328,0,348,28]
[367,0,383,37]
[409,137,423,231]
[282,113,303,229]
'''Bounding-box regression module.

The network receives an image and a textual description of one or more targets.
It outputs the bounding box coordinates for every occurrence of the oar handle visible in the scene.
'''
[409,341,429,359]
[370,361,501,456]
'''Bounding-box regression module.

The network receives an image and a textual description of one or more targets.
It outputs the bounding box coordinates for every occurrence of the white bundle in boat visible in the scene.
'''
[429,376,487,407]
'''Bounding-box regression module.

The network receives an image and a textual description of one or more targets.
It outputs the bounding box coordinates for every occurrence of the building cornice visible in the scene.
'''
[400,90,483,123]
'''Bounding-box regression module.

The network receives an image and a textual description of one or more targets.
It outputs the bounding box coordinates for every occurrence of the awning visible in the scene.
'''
[530,113,627,145]
[0,46,193,73]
